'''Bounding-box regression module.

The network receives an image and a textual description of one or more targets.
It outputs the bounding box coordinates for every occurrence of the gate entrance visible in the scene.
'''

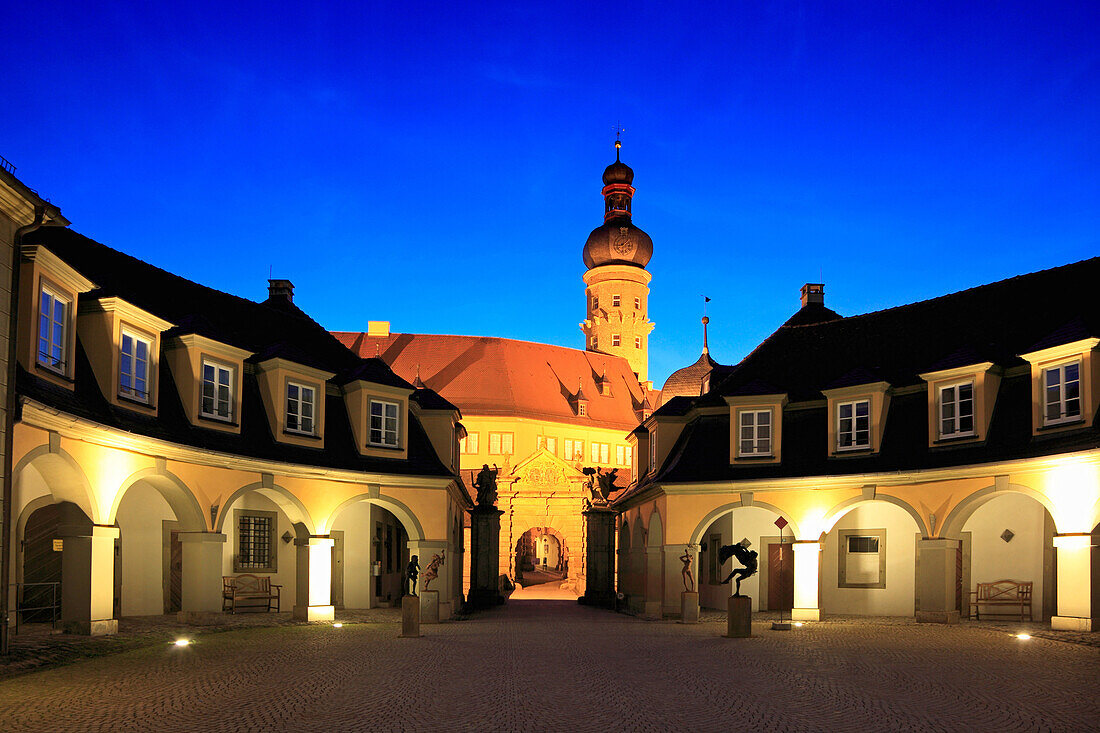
[515,527,568,590]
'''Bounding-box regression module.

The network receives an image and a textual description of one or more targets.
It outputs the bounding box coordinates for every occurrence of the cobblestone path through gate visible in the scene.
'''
[0,599,1096,731]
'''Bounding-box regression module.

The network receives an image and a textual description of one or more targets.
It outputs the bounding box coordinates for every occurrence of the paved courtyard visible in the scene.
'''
[0,601,1097,732]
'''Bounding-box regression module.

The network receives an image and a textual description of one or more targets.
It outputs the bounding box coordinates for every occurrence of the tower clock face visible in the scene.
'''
[613,226,636,257]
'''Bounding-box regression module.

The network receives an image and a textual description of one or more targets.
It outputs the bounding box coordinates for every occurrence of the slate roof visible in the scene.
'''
[18,227,457,479]
[623,257,1100,494]
[333,332,652,430]
[712,257,1100,402]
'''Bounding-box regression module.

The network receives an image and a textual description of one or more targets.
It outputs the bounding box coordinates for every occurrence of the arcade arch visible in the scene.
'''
[327,496,422,609]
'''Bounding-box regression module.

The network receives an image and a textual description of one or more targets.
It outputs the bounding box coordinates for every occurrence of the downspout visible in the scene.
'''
[1,203,64,655]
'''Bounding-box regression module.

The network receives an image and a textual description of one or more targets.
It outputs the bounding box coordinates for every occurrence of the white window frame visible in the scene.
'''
[591,336,598,350]
[488,431,513,455]
[564,438,584,462]
[1043,361,1083,426]
[937,381,975,438]
[634,336,642,349]
[836,399,871,451]
[37,285,69,375]
[119,328,152,403]
[460,432,479,454]
[592,295,599,311]
[200,360,235,422]
[612,334,621,347]
[368,399,400,447]
[285,381,317,436]
[738,408,773,457]
[612,294,621,308]
[634,297,640,309]
[590,442,609,464]
[536,435,557,454]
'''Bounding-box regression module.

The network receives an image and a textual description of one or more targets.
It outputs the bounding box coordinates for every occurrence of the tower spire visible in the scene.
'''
[702,296,711,355]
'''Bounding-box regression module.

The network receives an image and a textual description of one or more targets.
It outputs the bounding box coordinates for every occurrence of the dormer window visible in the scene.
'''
[938,382,974,437]
[837,399,871,450]
[119,330,151,403]
[201,360,234,421]
[369,399,400,447]
[286,382,316,435]
[37,286,69,373]
[578,402,587,416]
[1043,362,1081,425]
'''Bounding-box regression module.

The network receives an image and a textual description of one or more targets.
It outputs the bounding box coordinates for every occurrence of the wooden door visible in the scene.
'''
[167,530,183,613]
[113,537,122,619]
[768,543,794,611]
[21,504,62,623]
[330,530,344,609]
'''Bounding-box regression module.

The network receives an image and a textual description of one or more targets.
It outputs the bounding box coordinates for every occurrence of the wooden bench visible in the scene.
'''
[222,574,281,613]
[970,579,1032,621]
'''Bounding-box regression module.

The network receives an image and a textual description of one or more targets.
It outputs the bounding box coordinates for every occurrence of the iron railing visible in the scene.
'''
[0,155,15,175]
[12,582,60,633]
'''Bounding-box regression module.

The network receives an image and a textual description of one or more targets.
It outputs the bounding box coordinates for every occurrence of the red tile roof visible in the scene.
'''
[333,332,651,430]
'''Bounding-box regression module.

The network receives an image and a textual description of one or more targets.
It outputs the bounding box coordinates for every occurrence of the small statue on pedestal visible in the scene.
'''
[718,542,758,597]
[680,546,695,592]
[405,555,420,596]
[473,464,499,507]
[423,551,446,591]
[583,466,619,505]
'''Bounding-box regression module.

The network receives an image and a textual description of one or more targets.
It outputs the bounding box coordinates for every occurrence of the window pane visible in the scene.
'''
[855,401,869,417]
[758,411,770,426]
[959,414,973,433]
[758,438,770,454]
[1065,363,1080,382]
[839,403,852,419]
[740,439,753,454]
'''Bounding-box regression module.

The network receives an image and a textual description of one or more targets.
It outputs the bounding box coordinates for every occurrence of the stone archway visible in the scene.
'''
[515,526,568,588]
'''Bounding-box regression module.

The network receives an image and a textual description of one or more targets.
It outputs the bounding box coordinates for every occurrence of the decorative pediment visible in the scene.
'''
[511,449,587,490]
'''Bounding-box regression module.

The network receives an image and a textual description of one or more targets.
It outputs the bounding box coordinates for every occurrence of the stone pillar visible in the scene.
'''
[915,538,960,624]
[643,545,663,618]
[468,507,503,609]
[409,540,450,620]
[60,525,119,635]
[1052,533,1096,631]
[580,506,617,608]
[791,541,822,622]
[294,536,334,621]
[177,532,227,624]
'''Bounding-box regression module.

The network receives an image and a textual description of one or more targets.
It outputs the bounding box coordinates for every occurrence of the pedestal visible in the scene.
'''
[400,595,421,638]
[420,590,440,624]
[1052,533,1096,631]
[177,532,228,625]
[726,595,751,638]
[468,507,504,609]
[915,538,961,624]
[579,506,617,608]
[293,536,335,622]
[679,591,699,623]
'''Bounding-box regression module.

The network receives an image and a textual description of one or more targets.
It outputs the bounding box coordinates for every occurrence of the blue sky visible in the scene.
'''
[4,1,1098,386]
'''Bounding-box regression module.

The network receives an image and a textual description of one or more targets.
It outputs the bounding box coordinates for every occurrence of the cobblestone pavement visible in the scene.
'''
[0,600,1097,732]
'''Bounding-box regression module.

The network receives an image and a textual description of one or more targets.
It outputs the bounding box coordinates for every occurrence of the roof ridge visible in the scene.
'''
[58,228,274,314]
[781,255,1100,330]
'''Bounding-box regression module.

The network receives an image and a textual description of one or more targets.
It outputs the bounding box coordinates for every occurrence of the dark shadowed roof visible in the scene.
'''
[713,257,1100,401]
[18,227,457,479]
[661,351,717,400]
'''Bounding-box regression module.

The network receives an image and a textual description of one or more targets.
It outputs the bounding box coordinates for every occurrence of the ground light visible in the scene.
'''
[1016,633,1031,641]
[333,623,343,628]
[173,638,191,647]
[794,622,804,627]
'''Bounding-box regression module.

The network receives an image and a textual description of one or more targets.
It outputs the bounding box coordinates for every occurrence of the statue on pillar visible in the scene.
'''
[583,467,618,505]
[473,464,499,507]
[680,546,696,592]
[422,551,446,591]
[718,542,758,597]
[405,555,420,596]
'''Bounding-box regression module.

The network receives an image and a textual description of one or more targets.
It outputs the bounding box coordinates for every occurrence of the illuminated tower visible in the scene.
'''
[580,139,655,384]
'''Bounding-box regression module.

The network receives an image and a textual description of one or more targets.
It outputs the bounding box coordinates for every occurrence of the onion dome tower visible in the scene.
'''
[580,138,655,384]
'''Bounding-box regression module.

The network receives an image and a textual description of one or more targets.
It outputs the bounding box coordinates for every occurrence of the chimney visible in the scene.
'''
[367,321,390,337]
[267,279,294,304]
[800,283,824,308]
